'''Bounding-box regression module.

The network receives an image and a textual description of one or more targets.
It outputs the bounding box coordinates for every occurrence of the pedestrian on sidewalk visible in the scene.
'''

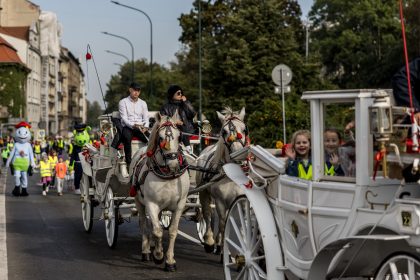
[55,156,67,196]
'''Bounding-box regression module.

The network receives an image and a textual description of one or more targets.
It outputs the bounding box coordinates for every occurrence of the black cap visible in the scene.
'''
[129,82,142,90]
[74,123,87,132]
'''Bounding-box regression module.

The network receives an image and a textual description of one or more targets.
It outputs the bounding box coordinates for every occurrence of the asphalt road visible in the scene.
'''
[4,169,224,280]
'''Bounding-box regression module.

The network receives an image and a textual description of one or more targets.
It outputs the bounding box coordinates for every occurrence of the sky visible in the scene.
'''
[31,0,314,107]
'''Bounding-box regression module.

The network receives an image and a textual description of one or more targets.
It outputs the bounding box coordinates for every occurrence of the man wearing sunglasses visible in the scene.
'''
[160,85,196,153]
[119,82,149,165]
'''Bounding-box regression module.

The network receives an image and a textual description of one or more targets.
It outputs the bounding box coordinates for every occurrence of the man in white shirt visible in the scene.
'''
[119,82,149,165]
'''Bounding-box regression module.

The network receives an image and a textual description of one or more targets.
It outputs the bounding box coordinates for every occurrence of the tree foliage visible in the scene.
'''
[308,0,410,88]
[104,59,191,114]
[178,0,329,146]
[0,65,27,118]
[86,100,104,128]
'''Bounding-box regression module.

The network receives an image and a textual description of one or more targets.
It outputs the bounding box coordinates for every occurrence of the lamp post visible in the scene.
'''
[101,31,135,82]
[106,50,130,64]
[110,1,153,97]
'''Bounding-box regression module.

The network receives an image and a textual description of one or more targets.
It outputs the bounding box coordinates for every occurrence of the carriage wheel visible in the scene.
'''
[159,210,172,230]
[105,187,119,249]
[375,254,420,280]
[223,196,267,280]
[80,174,93,233]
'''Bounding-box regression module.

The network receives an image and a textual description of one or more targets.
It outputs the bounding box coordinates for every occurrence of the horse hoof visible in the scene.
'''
[204,243,215,253]
[214,245,221,255]
[164,262,177,272]
[152,253,164,264]
[141,253,151,262]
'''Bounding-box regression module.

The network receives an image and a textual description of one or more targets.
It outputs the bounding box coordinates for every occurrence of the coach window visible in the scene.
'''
[322,102,356,180]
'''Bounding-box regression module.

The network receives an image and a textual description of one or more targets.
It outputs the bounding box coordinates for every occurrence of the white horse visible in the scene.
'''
[196,107,249,254]
[132,113,190,272]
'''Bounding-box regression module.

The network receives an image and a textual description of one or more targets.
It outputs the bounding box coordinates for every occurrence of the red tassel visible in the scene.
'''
[129,185,137,197]
[237,132,243,139]
[86,52,92,60]
[146,150,154,157]
[244,180,253,189]
[160,140,167,149]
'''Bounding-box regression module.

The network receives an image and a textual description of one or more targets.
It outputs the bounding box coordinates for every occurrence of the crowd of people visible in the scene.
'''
[0,82,197,197]
[0,134,76,196]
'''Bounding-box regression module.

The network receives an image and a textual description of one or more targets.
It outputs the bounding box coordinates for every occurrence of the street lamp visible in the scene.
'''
[101,31,135,82]
[106,50,130,63]
[110,1,153,97]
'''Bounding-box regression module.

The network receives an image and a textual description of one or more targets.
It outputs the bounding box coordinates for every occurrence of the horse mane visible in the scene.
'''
[146,121,160,152]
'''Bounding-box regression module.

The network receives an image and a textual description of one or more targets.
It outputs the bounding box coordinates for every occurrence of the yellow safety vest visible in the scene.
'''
[298,162,312,180]
[34,144,41,154]
[58,139,64,149]
[40,161,52,177]
[49,156,58,170]
[298,163,335,180]
[324,164,335,176]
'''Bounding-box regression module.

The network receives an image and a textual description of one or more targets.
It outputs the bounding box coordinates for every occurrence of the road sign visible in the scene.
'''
[271,64,292,86]
[274,86,291,94]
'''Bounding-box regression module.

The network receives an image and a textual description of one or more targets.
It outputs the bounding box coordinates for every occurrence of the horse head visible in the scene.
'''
[216,107,249,156]
[147,111,184,173]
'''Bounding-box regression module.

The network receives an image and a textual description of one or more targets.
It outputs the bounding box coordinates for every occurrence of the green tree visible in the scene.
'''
[0,64,27,119]
[309,0,403,88]
[86,100,103,128]
[104,59,187,114]
[178,0,329,146]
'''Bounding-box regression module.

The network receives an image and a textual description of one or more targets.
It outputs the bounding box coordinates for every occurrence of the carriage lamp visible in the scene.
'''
[201,120,212,134]
[369,90,393,177]
[369,90,393,142]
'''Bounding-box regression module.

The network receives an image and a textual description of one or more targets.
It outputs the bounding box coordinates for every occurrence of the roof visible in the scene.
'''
[0,35,25,65]
[0,26,30,41]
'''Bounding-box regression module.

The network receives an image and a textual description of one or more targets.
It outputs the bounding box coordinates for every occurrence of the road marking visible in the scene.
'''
[0,168,7,280]
[177,230,202,245]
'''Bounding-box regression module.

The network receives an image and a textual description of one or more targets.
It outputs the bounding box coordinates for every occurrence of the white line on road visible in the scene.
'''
[177,230,202,245]
[0,168,8,280]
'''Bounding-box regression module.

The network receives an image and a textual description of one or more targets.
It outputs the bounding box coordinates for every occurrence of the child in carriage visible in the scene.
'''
[324,128,345,176]
[285,129,349,180]
[285,130,312,179]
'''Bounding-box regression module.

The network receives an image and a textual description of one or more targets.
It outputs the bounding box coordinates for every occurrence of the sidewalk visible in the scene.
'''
[0,168,7,280]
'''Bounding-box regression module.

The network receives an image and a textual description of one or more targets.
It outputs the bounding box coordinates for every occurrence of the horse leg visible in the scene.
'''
[214,199,227,255]
[147,203,164,264]
[135,197,151,262]
[164,206,185,272]
[199,189,215,253]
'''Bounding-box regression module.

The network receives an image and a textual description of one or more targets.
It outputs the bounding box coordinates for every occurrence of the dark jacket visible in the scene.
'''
[160,100,196,133]
[392,57,420,110]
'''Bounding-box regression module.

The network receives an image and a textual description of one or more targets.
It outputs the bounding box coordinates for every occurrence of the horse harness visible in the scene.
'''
[222,116,249,152]
[147,120,188,180]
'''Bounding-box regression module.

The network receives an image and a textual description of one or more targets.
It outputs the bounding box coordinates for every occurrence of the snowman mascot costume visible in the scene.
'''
[6,122,36,196]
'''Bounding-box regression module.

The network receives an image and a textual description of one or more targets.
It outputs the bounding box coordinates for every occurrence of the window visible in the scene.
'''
[322,102,356,179]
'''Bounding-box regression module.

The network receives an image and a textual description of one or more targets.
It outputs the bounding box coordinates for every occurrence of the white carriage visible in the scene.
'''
[222,89,420,279]
[78,112,209,248]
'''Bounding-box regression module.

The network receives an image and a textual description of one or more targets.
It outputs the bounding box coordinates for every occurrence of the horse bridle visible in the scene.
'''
[144,119,189,180]
[156,120,181,161]
[221,116,249,151]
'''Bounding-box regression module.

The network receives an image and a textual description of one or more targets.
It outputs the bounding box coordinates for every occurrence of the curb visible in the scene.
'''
[0,168,7,280]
